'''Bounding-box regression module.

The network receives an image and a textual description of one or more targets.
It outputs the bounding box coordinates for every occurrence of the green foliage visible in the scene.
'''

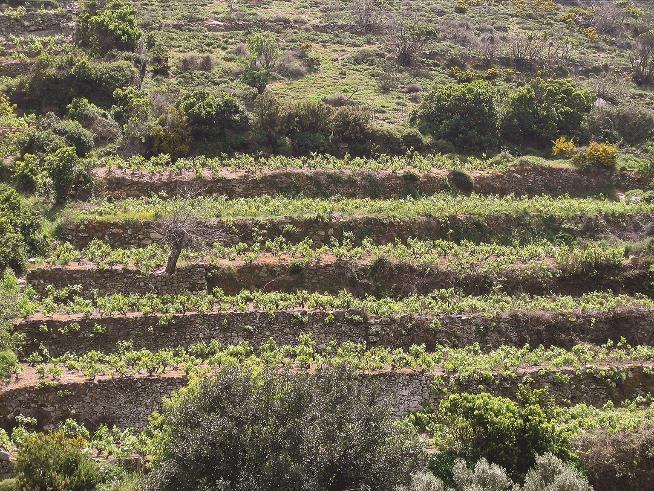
[586,104,654,145]
[410,81,499,151]
[15,431,101,491]
[500,79,593,147]
[241,66,272,94]
[147,366,424,490]
[15,147,91,204]
[67,98,121,146]
[176,90,249,141]
[430,390,575,479]
[0,185,43,273]
[14,53,137,111]
[13,113,94,158]
[150,108,191,159]
[76,0,142,55]
[246,32,280,71]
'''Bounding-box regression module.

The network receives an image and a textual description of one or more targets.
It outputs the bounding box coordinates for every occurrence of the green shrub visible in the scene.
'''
[15,431,101,491]
[14,147,91,203]
[430,390,574,479]
[67,98,121,146]
[500,78,593,147]
[0,185,43,272]
[76,0,142,55]
[447,169,474,193]
[13,113,94,158]
[147,366,425,490]
[151,108,191,159]
[176,90,249,140]
[14,54,137,111]
[586,104,654,145]
[410,80,499,151]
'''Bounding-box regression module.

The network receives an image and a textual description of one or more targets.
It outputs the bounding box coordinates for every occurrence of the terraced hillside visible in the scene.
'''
[2,0,654,488]
[1,153,654,487]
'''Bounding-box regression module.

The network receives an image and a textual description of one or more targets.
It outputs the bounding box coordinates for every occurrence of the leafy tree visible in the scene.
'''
[500,78,593,147]
[410,81,499,151]
[430,389,574,479]
[14,147,91,204]
[0,185,43,273]
[76,0,142,55]
[147,366,425,490]
[176,90,248,140]
[15,53,137,111]
[15,431,101,491]
[246,32,280,71]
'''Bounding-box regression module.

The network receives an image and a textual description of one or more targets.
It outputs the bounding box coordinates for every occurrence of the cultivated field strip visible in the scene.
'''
[26,256,651,298]
[15,305,654,356]
[93,162,648,199]
[3,359,654,430]
[8,159,654,440]
[61,195,654,248]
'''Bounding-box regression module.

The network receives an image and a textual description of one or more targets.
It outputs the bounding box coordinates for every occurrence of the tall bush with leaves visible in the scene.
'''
[147,366,425,490]
[0,185,43,273]
[430,389,574,480]
[176,90,249,141]
[15,431,101,491]
[76,0,142,55]
[500,78,593,147]
[410,81,499,151]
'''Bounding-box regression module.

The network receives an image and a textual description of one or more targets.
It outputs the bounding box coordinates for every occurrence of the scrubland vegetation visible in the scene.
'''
[2,0,654,488]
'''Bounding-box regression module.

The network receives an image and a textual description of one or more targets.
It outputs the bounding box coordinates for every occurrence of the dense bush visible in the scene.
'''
[151,108,192,159]
[67,98,121,146]
[14,147,91,203]
[15,431,101,491]
[575,427,654,490]
[0,185,43,272]
[410,81,499,151]
[176,90,249,141]
[500,79,593,147]
[586,104,654,145]
[430,390,574,479]
[76,0,142,55]
[14,54,137,111]
[14,113,95,157]
[147,366,425,490]
[399,454,590,491]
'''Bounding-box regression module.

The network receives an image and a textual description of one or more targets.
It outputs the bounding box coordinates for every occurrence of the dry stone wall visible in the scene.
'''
[27,264,207,296]
[94,166,647,199]
[3,365,654,431]
[27,260,652,298]
[15,308,654,357]
[60,213,650,250]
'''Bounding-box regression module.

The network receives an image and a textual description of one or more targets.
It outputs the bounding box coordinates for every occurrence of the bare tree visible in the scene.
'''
[631,31,654,86]
[351,0,386,33]
[390,18,429,66]
[154,198,229,275]
[592,1,624,35]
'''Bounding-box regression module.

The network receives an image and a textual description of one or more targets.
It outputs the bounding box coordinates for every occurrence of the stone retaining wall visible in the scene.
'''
[2,365,653,431]
[94,166,648,199]
[26,259,652,298]
[27,264,207,296]
[15,308,654,356]
[59,213,651,249]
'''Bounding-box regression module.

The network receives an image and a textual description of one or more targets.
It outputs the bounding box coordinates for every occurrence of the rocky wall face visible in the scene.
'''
[15,308,654,357]
[94,166,648,200]
[27,264,207,296]
[59,213,652,250]
[3,366,654,431]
